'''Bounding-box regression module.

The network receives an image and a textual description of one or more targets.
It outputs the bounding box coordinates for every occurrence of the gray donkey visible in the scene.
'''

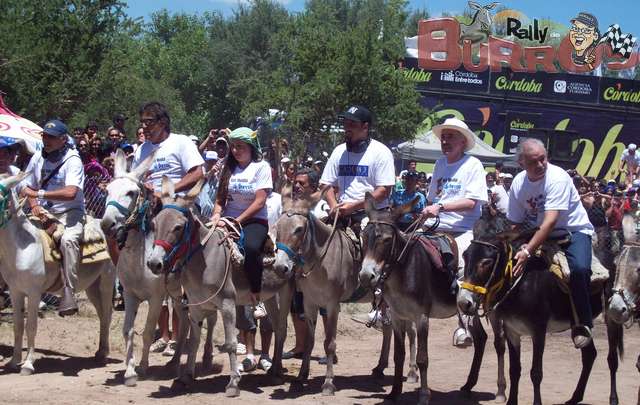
[607,213,640,405]
[460,1,500,43]
[359,193,506,405]
[272,189,419,395]
[146,176,294,396]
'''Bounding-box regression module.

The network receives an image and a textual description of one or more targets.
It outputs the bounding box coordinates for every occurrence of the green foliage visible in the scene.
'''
[0,0,425,148]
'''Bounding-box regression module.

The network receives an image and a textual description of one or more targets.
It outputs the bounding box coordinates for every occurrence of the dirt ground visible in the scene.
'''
[0,299,639,405]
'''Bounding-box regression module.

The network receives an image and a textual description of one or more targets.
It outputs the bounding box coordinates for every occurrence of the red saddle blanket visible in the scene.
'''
[415,235,457,273]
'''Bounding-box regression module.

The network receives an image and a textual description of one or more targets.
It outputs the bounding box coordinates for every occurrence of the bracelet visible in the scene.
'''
[521,246,531,258]
[37,189,45,199]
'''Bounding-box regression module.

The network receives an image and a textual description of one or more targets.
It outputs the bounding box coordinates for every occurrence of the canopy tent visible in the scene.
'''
[0,95,42,154]
[395,130,515,164]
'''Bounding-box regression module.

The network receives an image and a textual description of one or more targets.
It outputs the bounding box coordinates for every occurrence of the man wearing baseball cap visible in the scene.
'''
[320,104,396,235]
[422,117,488,347]
[21,119,85,316]
[619,143,640,188]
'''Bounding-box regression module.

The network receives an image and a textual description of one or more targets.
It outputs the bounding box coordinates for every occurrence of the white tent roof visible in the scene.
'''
[395,130,515,164]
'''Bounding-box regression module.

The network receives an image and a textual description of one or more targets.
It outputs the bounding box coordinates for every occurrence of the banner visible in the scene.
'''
[420,95,640,181]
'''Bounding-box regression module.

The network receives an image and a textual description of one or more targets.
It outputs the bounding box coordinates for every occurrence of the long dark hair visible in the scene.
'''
[216,142,262,207]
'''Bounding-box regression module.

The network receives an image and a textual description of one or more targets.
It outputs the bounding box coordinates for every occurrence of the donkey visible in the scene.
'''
[607,213,640,405]
[146,176,294,396]
[273,190,419,395]
[457,224,605,405]
[100,150,195,386]
[358,193,506,404]
[460,1,500,44]
[0,173,115,375]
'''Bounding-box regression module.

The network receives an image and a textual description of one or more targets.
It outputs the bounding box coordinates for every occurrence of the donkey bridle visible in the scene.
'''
[460,239,514,315]
[153,204,201,271]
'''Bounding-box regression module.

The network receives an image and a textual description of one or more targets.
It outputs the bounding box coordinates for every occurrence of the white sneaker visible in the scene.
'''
[368,309,383,331]
[572,325,592,349]
[453,327,473,348]
[150,338,168,353]
[253,302,267,319]
[236,342,247,355]
[257,356,272,372]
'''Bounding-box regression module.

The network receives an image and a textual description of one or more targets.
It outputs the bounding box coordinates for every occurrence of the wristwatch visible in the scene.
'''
[437,203,445,212]
[37,189,46,199]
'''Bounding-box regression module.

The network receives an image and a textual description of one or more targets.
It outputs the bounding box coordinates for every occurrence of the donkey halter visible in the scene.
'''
[153,204,200,271]
[0,183,11,228]
[105,177,151,232]
[275,210,314,269]
[460,239,514,313]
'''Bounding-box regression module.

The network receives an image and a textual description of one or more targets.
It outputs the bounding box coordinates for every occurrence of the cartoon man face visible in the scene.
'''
[570,20,598,55]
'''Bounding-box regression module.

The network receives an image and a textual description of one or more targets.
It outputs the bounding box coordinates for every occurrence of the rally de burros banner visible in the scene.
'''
[403,1,639,180]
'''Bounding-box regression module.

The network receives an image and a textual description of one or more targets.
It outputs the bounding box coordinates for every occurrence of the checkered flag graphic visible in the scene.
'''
[599,24,637,59]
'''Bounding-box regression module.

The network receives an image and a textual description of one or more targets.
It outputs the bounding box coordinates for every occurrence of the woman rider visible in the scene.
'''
[211,127,272,318]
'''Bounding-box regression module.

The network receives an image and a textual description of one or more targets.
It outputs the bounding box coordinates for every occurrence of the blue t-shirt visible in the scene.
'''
[391,190,426,224]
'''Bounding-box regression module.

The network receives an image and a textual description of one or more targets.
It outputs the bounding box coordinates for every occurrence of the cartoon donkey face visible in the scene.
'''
[468,1,499,32]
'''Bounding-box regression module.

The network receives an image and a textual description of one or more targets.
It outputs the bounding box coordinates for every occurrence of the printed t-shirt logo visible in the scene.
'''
[339,165,369,177]
[525,193,545,225]
[435,177,462,200]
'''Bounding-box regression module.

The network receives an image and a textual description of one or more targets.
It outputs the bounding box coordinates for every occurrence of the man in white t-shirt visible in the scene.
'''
[21,120,85,316]
[294,167,330,220]
[508,138,595,349]
[320,105,395,235]
[132,102,204,198]
[422,117,488,348]
[619,143,640,188]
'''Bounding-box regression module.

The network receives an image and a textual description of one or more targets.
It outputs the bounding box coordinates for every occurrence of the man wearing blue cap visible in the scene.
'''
[21,119,85,316]
[0,137,22,176]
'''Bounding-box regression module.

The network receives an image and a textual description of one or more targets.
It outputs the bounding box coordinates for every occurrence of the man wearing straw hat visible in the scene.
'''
[422,117,488,348]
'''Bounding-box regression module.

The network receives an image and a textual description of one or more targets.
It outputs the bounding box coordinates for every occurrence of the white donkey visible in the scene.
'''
[100,150,206,386]
[0,173,115,375]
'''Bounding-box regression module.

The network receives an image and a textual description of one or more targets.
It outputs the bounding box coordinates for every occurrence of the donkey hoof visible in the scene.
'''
[371,367,385,380]
[94,352,108,365]
[225,386,240,397]
[124,374,138,387]
[321,382,336,396]
[406,371,419,384]
[202,355,213,370]
[495,393,507,402]
[20,365,35,376]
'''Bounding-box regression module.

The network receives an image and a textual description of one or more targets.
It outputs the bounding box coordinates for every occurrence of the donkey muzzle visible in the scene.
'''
[607,294,631,325]
[456,288,478,315]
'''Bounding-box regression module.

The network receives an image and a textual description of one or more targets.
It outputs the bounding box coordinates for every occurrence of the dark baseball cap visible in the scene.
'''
[42,119,69,137]
[339,105,372,124]
[571,12,598,29]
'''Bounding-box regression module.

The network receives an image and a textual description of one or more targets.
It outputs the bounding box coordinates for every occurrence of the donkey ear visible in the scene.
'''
[184,177,205,202]
[495,230,519,242]
[392,195,420,220]
[364,192,377,215]
[468,1,481,10]
[1,171,30,190]
[129,149,157,181]
[486,2,499,10]
[113,149,128,178]
[161,175,175,200]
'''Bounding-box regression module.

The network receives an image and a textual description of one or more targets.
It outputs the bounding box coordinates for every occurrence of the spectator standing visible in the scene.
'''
[391,171,426,231]
[619,143,640,188]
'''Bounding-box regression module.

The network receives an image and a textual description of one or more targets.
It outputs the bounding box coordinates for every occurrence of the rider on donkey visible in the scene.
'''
[319,105,396,237]
[132,101,204,202]
[508,138,595,349]
[21,119,86,316]
[421,117,488,348]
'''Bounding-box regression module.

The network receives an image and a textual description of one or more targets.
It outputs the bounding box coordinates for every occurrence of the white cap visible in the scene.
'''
[281,157,291,164]
[204,151,218,161]
[307,156,314,162]
[629,143,637,151]
[499,173,513,179]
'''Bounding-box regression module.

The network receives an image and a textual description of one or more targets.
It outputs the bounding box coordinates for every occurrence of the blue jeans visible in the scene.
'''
[563,232,593,328]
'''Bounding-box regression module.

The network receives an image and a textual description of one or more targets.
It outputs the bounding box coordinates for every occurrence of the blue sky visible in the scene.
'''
[126,0,638,34]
